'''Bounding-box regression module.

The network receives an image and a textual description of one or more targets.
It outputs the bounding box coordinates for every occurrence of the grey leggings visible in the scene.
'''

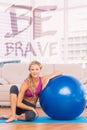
[10,85,36,121]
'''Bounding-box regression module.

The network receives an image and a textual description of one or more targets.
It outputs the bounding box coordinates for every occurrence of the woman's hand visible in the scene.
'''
[32,108,39,118]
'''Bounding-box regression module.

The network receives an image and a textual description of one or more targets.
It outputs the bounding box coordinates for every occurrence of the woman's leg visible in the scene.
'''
[0,114,10,119]
[6,85,19,123]
[16,100,37,121]
[17,110,36,121]
[6,87,36,122]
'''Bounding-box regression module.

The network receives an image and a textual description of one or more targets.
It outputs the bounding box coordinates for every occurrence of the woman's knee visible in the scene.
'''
[25,110,36,121]
[10,85,19,95]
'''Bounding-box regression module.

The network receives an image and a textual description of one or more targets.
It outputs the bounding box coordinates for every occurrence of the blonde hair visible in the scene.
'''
[28,61,42,70]
[27,61,42,89]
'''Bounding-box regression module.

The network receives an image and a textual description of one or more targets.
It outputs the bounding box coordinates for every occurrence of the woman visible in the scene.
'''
[0,61,62,122]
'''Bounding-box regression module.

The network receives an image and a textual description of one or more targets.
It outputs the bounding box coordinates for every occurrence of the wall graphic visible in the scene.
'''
[0,0,63,64]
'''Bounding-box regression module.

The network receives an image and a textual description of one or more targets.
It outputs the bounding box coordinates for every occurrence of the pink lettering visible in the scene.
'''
[37,42,48,56]
[5,42,14,55]
[4,5,57,39]
[33,6,57,39]
[5,5,32,37]
[4,42,36,57]
[24,42,36,56]
[49,42,58,55]
[15,41,23,56]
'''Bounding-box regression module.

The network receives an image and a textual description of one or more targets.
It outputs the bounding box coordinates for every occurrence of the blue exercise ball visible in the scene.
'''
[39,75,86,120]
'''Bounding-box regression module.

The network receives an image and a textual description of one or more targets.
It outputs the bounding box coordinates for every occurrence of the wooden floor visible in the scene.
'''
[0,107,87,130]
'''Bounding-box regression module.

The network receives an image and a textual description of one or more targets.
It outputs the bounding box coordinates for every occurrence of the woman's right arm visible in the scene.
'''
[17,82,36,112]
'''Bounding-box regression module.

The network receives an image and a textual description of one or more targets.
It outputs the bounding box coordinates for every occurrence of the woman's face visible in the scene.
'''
[29,64,41,78]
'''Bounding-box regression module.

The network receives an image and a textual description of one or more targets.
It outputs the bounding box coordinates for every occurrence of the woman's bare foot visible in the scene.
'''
[6,116,17,123]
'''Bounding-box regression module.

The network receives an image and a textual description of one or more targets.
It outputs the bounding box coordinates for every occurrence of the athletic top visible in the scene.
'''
[24,77,42,97]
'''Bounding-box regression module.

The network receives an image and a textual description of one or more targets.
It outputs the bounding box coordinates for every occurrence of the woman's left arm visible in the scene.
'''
[42,70,63,88]
[49,70,62,79]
